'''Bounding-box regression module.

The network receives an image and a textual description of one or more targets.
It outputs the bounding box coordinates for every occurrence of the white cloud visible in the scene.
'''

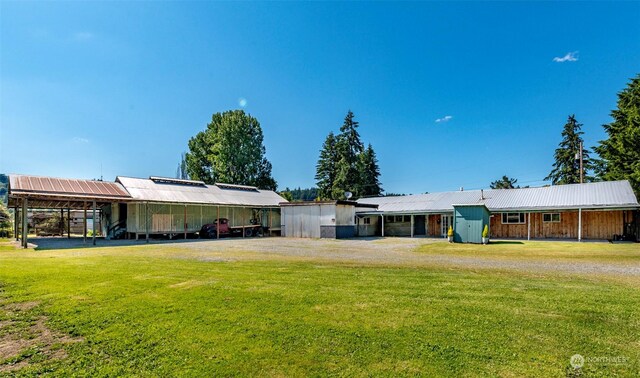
[238,97,247,108]
[435,115,452,123]
[72,137,89,143]
[72,32,94,42]
[553,51,578,63]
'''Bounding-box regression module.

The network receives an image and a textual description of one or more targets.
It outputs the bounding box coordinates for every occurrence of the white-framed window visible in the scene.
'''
[363,217,371,225]
[501,212,526,224]
[543,213,561,223]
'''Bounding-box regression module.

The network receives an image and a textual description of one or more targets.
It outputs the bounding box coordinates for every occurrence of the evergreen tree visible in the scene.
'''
[333,111,365,198]
[315,132,338,200]
[594,75,640,196]
[358,144,383,197]
[315,111,383,200]
[490,176,519,189]
[545,115,594,185]
[175,152,189,180]
[185,110,277,190]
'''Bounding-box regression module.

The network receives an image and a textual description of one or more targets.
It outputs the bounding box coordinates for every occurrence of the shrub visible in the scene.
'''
[482,224,489,238]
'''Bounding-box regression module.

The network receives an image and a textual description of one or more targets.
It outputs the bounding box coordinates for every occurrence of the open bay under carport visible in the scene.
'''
[8,174,133,247]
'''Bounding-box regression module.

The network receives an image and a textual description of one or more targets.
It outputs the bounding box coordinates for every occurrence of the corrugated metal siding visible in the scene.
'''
[116,176,285,207]
[358,181,639,213]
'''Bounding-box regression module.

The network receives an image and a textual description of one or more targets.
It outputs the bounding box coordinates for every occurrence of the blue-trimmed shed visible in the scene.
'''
[453,204,490,243]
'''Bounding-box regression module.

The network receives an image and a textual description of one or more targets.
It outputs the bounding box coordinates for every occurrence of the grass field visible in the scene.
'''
[0,238,639,376]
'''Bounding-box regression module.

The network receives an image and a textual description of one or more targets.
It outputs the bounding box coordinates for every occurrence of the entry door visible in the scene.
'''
[441,215,453,237]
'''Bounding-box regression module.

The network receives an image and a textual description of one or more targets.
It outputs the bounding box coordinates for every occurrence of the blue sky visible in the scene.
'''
[1,2,639,194]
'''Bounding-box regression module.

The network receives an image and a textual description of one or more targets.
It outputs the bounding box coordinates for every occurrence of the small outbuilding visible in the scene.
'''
[453,204,490,243]
[280,201,360,239]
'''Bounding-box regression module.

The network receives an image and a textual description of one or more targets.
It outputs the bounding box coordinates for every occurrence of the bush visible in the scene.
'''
[482,225,489,238]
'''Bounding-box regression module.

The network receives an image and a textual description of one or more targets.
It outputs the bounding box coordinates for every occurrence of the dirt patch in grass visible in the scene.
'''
[0,299,83,373]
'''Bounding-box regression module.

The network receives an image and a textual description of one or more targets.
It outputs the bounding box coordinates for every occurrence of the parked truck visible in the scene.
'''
[199,217,264,238]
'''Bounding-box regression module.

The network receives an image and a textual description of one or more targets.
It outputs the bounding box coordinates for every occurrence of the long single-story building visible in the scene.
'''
[356,180,640,241]
[8,174,286,247]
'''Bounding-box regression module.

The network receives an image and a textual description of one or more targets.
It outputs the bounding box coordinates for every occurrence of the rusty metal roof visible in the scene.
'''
[9,174,131,200]
[358,180,640,213]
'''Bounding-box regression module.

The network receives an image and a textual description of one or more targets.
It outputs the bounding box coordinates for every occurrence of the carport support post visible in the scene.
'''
[92,200,97,246]
[21,198,28,248]
[381,215,385,237]
[242,207,245,238]
[83,203,87,243]
[578,208,582,242]
[527,213,531,241]
[145,202,149,243]
[216,206,220,239]
[184,204,187,239]
[67,208,71,238]
[60,208,64,237]
[14,206,19,241]
[410,215,414,238]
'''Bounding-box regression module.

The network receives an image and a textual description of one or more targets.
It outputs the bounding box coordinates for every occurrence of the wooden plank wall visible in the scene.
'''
[489,210,624,240]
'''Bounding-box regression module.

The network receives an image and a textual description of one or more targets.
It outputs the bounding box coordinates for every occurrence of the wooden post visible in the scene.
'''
[67,208,71,238]
[145,202,149,243]
[578,208,582,242]
[92,201,97,246]
[216,206,220,239]
[60,208,64,237]
[14,206,19,241]
[527,213,531,241]
[184,204,187,239]
[22,198,28,248]
[410,214,414,238]
[83,202,87,243]
[242,207,245,238]
[269,208,272,237]
[381,215,385,237]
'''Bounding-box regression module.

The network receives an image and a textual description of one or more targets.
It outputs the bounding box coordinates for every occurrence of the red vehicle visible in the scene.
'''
[199,218,263,238]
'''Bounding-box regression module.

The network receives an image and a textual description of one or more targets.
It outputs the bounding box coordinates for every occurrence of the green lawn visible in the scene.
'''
[0,239,639,376]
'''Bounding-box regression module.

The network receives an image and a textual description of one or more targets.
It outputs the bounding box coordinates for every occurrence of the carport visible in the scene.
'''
[8,174,132,248]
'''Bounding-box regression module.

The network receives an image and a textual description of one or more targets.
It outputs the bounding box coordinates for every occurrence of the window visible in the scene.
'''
[501,213,526,224]
[543,213,561,223]
[404,215,411,223]
[386,216,394,223]
[395,215,404,222]
[363,217,371,225]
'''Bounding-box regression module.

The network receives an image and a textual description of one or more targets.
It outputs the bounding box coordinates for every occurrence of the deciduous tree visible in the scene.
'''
[185,110,277,190]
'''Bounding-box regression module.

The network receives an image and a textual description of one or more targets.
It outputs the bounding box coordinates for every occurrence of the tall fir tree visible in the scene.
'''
[333,110,365,198]
[545,115,594,185]
[490,176,519,189]
[593,75,640,196]
[315,132,338,200]
[358,144,383,197]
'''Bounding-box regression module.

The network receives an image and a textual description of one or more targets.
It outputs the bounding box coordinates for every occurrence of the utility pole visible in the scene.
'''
[580,141,584,184]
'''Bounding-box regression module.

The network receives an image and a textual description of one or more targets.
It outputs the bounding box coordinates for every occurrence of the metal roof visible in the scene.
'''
[116,176,285,207]
[9,174,131,200]
[357,180,640,213]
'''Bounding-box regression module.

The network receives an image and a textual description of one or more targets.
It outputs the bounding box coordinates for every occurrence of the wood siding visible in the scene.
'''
[489,210,625,240]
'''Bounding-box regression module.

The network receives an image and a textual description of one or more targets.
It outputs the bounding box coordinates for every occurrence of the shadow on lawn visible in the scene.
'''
[489,241,525,245]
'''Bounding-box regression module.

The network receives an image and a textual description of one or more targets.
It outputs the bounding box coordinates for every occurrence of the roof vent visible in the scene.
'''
[215,183,259,192]
[460,187,464,191]
[149,176,206,187]
[481,189,484,200]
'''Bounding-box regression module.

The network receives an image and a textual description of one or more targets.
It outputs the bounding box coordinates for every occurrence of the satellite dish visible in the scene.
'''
[345,191,353,200]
